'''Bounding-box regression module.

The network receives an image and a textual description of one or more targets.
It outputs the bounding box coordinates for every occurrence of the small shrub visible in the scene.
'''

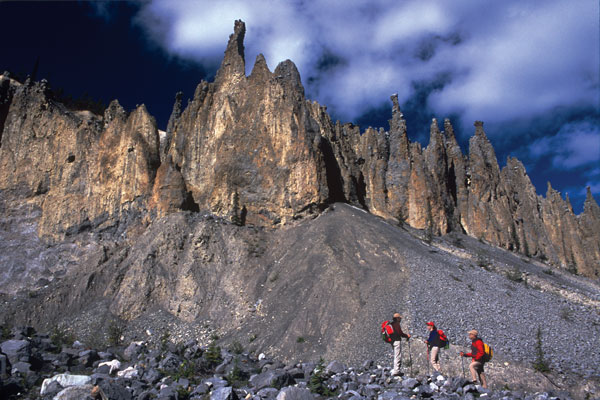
[248,333,257,343]
[476,255,491,271]
[50,326,75,349]
[1,322,12,340]
[107,319,125,347]
[452,236,464,249]
[174,359,196,381]
[226,359,249,388]
[296,337,305,343]
[532,327,550,373]
[229,341,244,354]
[160,331,171,353]
[205,341,222,367]
[505,268,524,283]
[396,209,406,226]
[308,357,336,397]
[176,386,190,400]
[542,269,554,276]
[560,308,573,322]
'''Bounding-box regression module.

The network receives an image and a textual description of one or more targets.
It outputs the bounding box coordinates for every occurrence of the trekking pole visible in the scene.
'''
[408,339,413,376]
[460,353,466,379]
[426,342,430,376]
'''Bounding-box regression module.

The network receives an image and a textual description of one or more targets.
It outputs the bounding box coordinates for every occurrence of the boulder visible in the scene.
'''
[325,361,346,375]
[276,386,314,400]
[211,386,239,400]
[123,341,144,361]
[52,383,95,399]
[0,339,31,364]
[41,373,92,395]
[97,379,133,400]
[250,370,295,390]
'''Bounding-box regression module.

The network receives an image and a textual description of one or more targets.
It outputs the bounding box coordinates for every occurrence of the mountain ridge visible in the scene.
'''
[0,20,599,396]
[1,20,597,277]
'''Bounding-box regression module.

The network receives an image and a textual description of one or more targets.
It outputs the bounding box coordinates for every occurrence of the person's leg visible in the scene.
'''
[391,341,402,375]
[479,371,487,388]
[430,346,441,371]
[468,361,479,383]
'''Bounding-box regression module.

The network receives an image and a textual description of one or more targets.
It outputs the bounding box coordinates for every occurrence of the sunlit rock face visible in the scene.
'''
[166,20,330,227]
[0,22,598,277]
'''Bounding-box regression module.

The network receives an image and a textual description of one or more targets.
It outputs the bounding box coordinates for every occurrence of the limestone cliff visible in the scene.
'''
[0,22,598,277]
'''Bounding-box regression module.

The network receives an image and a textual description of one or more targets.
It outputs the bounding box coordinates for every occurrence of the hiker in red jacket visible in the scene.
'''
[424,321,442,372]
[460,330,488,388]
[390,313,411,376]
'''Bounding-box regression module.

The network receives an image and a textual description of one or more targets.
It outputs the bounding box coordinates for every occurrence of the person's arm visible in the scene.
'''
[425,331,434,344]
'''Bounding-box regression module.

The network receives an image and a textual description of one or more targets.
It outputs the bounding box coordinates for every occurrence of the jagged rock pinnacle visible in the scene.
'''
[215,19,246,82]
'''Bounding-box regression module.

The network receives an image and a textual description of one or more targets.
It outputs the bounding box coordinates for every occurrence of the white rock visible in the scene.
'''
[41,374,92,395]
[117,366,139,379]
[258,353,266,360]
[98,359,121,374]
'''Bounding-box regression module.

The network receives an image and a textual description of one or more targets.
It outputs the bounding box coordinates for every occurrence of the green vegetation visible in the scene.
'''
[308,357,336,397]
[160,331,171,353]
[108,319,125,347]
[229,340,244,354]
[205,341,222,367]
[174,360,196,381]
[505,268,524,283]
[542,268,554,275]
[226,359,249,388]
[532,327,551,373]
[296,336,305,343]
[50,325,75,350]
[396,208,406,227]
[176,386,190,400]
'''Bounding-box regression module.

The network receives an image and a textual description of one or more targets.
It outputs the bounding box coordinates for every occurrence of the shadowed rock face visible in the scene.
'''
[0,21,598,279]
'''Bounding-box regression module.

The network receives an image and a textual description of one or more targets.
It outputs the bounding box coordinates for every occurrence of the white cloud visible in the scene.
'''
[131,0,599,133]
[527,121,600,170]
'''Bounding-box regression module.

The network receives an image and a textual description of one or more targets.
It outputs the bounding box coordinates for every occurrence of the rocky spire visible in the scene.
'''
[162,92,183,162]
[215,20,246,83]
[249,54,271,82]
[388,94,406,136]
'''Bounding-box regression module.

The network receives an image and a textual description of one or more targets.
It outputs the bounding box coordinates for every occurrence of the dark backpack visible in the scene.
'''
[381,320,394,343]
[438,329,449,349]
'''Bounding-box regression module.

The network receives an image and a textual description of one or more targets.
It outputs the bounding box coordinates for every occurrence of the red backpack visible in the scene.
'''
[438,329,449,349]
[381,321,394,343]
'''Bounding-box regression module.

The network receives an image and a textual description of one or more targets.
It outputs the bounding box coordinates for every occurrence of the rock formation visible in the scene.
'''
[0,20,598,277]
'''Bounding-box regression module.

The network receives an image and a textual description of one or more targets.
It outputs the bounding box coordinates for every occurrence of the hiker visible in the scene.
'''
[460,330,488,388]
[424,321,442,372]
[389,313,411,376]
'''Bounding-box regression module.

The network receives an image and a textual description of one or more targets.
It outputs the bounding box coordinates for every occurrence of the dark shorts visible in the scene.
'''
[471,361,485,373]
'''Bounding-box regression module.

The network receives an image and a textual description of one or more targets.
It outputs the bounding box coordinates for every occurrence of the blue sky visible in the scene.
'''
[1,1,598,213]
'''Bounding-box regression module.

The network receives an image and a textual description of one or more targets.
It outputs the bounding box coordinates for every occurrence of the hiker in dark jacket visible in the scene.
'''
[460,330,488,388]
[390,313,411,376]
[425,321,442,372]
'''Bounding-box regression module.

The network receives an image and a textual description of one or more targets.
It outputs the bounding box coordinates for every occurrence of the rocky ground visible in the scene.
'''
[1,204,599,399]
[0,326,583,400]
